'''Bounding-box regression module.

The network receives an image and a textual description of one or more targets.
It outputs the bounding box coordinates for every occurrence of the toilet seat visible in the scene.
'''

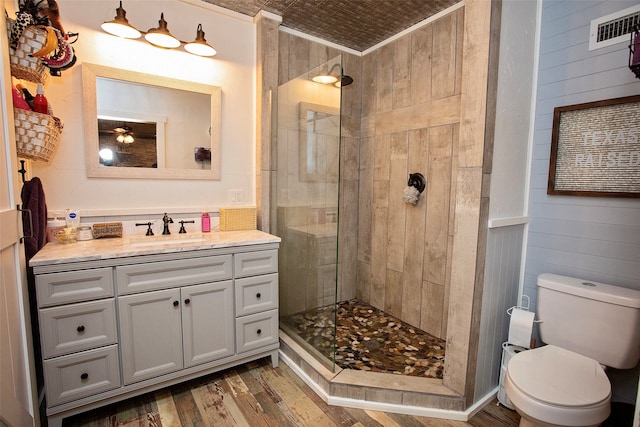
[505,345,611,426]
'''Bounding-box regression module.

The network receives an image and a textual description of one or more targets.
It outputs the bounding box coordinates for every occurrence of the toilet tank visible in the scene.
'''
[537,273,640,369]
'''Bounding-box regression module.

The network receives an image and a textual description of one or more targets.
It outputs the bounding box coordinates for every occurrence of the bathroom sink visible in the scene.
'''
[128,233,207,247]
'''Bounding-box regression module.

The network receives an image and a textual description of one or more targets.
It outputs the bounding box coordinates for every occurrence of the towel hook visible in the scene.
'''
[18,160,27,183]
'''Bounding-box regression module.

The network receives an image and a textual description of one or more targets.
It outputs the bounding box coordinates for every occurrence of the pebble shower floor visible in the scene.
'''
[280,299,446,378]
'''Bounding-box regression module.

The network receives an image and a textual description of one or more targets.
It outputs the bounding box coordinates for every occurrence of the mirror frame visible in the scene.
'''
[82,63,222,180]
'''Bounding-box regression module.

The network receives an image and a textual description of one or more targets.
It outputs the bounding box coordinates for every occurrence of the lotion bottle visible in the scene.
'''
[33,83,48,114]
[201,208,210,232]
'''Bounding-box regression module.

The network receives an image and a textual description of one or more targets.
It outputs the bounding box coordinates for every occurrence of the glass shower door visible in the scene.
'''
[275,56,342,370]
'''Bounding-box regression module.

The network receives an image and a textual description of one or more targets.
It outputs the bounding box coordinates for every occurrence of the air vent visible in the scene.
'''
[589,4,640,51]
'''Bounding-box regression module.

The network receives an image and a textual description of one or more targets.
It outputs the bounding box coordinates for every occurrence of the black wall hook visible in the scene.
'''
[408,173,426,194]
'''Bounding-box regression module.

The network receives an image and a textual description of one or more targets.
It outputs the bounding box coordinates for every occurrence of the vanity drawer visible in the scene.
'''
[39,299,117,359]
[235,273,278,316]
[117,254,232,295]
[44,345,120,407]
[234,250,278,278]
[235,309,278,353]
[35,268,113,308]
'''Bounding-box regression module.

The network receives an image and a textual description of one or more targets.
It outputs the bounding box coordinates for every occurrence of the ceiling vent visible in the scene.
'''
[589,4,640,51]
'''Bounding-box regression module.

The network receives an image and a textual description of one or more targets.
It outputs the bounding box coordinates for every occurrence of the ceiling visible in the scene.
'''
[201,0,461,52]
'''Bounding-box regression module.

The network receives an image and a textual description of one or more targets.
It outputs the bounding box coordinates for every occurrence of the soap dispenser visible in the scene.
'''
[201,208,210,232]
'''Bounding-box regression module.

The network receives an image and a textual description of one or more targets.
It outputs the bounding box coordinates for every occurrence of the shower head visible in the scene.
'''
[339,75,353,87]
[313,63,354,87]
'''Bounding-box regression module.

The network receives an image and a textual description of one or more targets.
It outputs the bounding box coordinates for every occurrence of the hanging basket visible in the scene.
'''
[14,108,62,162]
[7,21,50,84]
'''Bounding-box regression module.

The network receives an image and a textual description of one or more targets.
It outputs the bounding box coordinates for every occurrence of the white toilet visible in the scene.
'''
[504,273,640,427]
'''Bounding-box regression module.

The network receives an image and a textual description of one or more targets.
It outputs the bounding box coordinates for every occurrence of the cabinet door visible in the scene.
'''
[119,289,183,385]
[182,281,234,368]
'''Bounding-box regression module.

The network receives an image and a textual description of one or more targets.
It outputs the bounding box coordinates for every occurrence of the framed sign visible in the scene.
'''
[548,95,640,198]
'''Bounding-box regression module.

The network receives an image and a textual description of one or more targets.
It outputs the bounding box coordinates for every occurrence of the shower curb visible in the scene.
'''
[278,330,493,420]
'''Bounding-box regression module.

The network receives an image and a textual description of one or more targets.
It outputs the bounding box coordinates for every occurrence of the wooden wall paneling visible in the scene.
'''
[308,42,329,72]
[401,128,429,327]
[373,134,391,180]
[387,132,409,273]
[410,24,433,105]
[361,54,376,119]
[432,12,457,100]
[454,7,465,96]
[376,43,394,113]
[385,269,403,317]
[374,96,461,136]
[357,135,373,266]
[424,125,454,287]
[356,260,371,302]
[393,37,412,109]
[278,33,289,86]
[288,36,311,80]
[422,280,445,338]
[338,179,358,302]
[457,0,492,169]
[371,180,390,309]
[442,123,460,337]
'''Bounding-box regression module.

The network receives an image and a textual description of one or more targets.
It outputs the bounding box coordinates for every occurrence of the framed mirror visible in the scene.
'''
[299,102,340,182]
[82,63,221,179]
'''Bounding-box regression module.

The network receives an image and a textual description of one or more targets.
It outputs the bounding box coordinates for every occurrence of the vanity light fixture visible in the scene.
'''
[144,13,180,48]
[184,24,217,57]
[100,1,141,39]
[101,1,217,57]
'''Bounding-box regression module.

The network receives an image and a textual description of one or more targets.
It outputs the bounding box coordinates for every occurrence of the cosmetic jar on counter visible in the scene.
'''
[77,226,93,241]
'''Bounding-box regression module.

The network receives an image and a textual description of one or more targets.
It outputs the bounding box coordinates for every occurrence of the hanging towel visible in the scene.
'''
[21,177,48,261]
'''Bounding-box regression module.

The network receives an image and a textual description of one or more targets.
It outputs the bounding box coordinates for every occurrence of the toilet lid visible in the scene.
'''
[508,345,611,407]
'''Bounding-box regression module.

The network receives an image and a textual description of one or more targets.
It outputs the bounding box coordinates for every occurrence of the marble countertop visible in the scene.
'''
[30,229,281,267]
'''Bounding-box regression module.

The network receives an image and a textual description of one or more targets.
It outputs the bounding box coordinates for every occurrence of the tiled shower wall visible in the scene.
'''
[356,8,464,341]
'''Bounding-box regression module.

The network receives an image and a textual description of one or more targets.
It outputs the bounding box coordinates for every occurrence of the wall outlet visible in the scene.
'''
[229,189,243,203]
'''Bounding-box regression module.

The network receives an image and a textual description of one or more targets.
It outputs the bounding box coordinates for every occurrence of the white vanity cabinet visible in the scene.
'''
[30,234,280,427]
[118,281,235,384]
[116,255,235,384]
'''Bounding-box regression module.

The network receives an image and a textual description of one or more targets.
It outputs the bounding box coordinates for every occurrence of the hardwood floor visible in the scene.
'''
[62,357,521,427]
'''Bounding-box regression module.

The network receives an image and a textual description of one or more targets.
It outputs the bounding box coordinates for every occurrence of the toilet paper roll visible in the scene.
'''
[508,308,535,349]
[502,342,526,368]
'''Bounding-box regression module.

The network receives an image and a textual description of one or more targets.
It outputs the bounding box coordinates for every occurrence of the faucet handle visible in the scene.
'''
[178,220,195,234]
[135,222,154,236]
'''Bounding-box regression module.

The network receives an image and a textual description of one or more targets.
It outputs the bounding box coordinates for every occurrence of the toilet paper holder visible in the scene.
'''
[506,295,542,323]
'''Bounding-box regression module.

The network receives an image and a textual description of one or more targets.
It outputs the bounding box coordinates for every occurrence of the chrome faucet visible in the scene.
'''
[162,213,173,235]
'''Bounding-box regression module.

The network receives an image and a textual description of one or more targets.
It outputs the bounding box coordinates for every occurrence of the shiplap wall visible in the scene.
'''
[525,0,640,404]
[475,226,525,399]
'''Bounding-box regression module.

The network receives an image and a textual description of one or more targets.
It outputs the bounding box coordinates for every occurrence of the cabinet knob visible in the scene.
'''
[256,328,262,335]
[256,292,261,299]
[173,300,179,307]
[80,373,88,380]
[184,298,191,305]
[77,325,85,333]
